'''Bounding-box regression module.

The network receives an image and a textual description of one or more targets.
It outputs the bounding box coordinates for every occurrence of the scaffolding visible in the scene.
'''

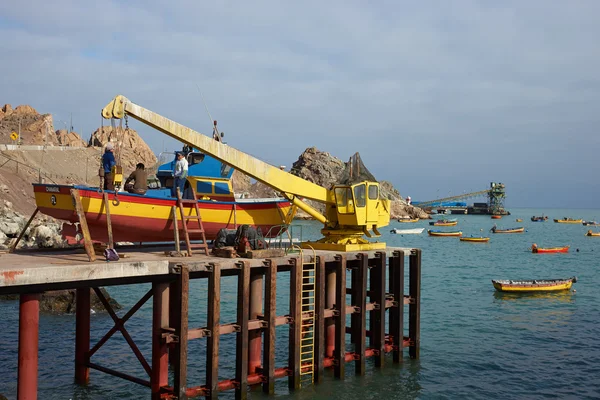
[488,182,507,215]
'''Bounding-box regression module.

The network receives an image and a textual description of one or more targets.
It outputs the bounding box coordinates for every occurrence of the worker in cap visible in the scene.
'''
[102,142,116,191]
[172,151,189,197]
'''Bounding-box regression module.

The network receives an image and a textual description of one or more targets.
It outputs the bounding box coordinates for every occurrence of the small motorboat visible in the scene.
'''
[553,218,583,224]
[585,230,600,237]
[531,244,570,253]
[531,215,548,222]
[582,220,599,226]
[430,221,458,226]
[492,277,577,292]
[398,218,419,223]
[490,226,525,234]
[428,230,462,237]
[460,237,490,243]
[516,218,523,222]
[491,215,502,219]
[390,228,424,235]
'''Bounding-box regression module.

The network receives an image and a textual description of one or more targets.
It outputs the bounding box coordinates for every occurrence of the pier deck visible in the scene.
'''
[0,245,421,399]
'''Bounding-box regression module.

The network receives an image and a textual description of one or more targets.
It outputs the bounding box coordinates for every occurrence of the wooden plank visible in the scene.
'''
[235,261,250,400]
[206,263,221,399]
[288,257,302,390]
[262,260,277,394]
[172,206,180,254]
[239,248,286,259]
[352,253,367,375]
[389,251,405,363]
[371,252,387,368]
[334,254,346,379]
[409,249,421,359]
[174,264,189,399]
[102,192,114,249]
[70,189,96,262]
[9,207,38,253]
[313,256,326,383]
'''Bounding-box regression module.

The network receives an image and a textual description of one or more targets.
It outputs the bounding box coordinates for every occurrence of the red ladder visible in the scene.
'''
[176,187,209,256]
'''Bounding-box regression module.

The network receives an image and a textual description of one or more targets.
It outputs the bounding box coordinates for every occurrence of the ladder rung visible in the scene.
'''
[183,215,201,220]
[186,229,205,234]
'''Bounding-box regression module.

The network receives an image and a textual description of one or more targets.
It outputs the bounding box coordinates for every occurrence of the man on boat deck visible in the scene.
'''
[102,142,116,191]
[125,163,148,195]
[172,152,188,197]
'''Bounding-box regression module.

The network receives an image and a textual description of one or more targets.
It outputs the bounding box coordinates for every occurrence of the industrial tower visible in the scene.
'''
[488,182,508,215]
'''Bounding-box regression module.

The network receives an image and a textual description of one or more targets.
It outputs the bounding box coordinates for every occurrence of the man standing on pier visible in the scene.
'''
[172,152,188,197]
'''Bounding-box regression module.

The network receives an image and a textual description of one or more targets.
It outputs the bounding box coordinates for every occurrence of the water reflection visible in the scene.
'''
[493,290,575,303]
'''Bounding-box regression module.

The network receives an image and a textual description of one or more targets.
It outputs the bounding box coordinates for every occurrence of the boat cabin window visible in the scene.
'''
[188,153,205,165]
[214,182,230,195]
[334,187,355,214]
[353,184,366,208]
[197,181,213,194]
[220,164,232,178]
[368,184,379,200]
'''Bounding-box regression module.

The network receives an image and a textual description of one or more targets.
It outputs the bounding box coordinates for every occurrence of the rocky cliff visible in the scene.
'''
[89,126,158,173]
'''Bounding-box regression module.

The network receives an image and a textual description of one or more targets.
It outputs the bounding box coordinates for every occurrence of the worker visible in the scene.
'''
[125,163,148,195]
[172,152,188,197]
[102,142,116,191]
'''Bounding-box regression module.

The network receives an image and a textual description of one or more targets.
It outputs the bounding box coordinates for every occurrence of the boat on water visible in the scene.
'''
[428,230,462,237]
[491,215,502,219]
[34,150,295,243]
[460,237,490,243]
[585,230,600,237]
[531,215,548,222]
[490,226,524,234]
[582,220,599,226]
[553,218,582,224]
[491,277,577,292]
[390,228,424,235]
[429,218,458,226]
[531,244,570,253]
[398,218,419,223]
[516,218,523,222]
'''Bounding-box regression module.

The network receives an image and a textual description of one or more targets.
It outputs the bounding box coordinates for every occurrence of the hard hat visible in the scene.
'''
[106,142,114,150]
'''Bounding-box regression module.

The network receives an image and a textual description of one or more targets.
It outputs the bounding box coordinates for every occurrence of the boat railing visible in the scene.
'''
[264,224,303,253]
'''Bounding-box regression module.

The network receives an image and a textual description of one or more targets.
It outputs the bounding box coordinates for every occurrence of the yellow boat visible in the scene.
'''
[586,230,600,237]
[459,237,490,243]
[398,218,419,223]
[428,230,462,237]
[516,218,523,222]
[492,277,577,292]
[553,218,583,224]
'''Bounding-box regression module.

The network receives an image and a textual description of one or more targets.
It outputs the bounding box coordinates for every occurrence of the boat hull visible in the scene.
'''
[492,278,575,292]
[491,227,524,233]
[398,218,419,223]
[390,228,424,234]
[553,219,582,224]
[532,246,570,253]
[460,237,490,242]
[428,230,462,237]
[34,184,293,243]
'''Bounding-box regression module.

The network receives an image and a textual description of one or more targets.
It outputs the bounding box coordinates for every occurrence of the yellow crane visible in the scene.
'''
[101,95,390,251]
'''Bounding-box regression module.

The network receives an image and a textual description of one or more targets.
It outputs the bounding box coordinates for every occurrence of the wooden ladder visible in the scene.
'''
[176,187,209,256]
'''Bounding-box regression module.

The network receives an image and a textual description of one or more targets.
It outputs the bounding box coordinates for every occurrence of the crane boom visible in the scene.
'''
[101,94,390,251]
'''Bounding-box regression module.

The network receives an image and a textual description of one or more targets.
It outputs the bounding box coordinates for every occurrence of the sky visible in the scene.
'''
[1,1,599,208]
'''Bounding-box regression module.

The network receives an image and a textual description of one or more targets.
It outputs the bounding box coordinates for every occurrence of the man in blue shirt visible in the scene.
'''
[103,142,116,191]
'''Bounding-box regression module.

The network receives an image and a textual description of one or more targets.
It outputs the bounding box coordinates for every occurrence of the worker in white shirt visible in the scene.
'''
[172,152,189,197]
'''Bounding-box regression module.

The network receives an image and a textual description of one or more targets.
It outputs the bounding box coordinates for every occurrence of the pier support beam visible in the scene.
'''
[389,251,405,363]
[288,257,302,390]
[18,293,40,400]
[248,270,263,376]
[351,254,367,375]
[370,252,386,368]
[334,255,346,379]
[313,256,326,383]
[325,265,336,358]
[262,260,276,394]
[151,283,169,400]
[75,288,91,384]
[409,250,422,359]
[235,261,250,399]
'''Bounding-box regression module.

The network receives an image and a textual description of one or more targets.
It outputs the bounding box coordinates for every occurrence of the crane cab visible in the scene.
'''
[333,182,385,227]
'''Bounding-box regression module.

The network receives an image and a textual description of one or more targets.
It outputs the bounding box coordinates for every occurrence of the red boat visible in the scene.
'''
[531,244,570,254]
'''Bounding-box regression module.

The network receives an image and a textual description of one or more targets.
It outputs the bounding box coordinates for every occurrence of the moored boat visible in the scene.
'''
[531,244,570,253]
[491,277,577,292]
[490,226,525,234]
[428,230,462,237]
[491,215,502,219]
[516,218,523,222]
[553,218,582,224]
[531,215,548,222]
[460,237,490,243]
[398,218,419,223]
[582,220,599,226]
[390,228,424,235]
[585,230,600,237]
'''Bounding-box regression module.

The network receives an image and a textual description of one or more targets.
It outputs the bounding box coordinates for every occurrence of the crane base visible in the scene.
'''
[300,241,387,252]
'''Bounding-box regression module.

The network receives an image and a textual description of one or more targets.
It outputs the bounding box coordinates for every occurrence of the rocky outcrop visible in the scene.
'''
[0,103,59,146]
[88,126,158,173]
[0,288,122,314]
[55,129,87,147]
[290,147,345,187]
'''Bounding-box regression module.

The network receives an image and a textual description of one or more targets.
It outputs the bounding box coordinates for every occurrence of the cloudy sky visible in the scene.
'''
[2,1,599,208]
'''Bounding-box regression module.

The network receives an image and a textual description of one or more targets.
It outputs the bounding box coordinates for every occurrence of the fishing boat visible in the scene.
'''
[490,226,525,234]
[427,230,462,237]
[390,228,424,235]
[515,218,523,222]
[491,215,502,219]
[582,220,599,226]
[33,150,295,243]
[397,218,419,223]
[531,244,570,253]
[491,277,577,292]
[531,215,548,222]
[585,230,600,237]
[430,221,458,227]
[553,218,582,224]
[460,237,490,243]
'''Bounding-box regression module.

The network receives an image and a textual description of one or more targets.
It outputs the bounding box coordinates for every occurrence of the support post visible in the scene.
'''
[325,266,336,358]
[262,260,277,394]
[10,207,38,253]
[169,278,181,368]
[151,283,169,400]
[334,254,346,379]
[371,252,387,367]
[352,254,367,375]
[75,288,91,384]
[313,256,326,383]
[288,257,302,390]
[389,251,405,363]
[235,261,250,400]
[102,192,114,249]
[71,188,96,262]
[174,264,189,400]
[248,271,263,376]
[207,263,221,399]
[409,249,421,359]
[18,293,40,400]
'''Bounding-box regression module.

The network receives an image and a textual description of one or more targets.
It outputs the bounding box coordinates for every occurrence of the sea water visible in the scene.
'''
[1,208,599,399]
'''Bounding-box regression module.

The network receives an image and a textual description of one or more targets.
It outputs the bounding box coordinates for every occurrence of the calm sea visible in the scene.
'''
[1,208,600,399]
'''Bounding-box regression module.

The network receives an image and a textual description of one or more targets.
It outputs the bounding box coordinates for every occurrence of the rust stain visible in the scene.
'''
[1,270,24,283]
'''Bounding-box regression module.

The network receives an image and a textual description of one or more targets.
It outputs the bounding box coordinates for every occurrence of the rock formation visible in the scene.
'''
[0,288,122,314]
[0,103,60,146]
[88,126,158,173]
[55,129,87,147]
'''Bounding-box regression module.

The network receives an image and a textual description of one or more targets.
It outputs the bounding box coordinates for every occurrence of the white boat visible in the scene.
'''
[390,228,424,235]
